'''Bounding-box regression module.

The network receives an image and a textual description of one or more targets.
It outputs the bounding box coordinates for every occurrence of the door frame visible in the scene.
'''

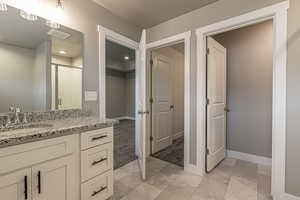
[97,25,140,154]
[196,1,289,199]
[98,25,139,120]
[146,31,191,172]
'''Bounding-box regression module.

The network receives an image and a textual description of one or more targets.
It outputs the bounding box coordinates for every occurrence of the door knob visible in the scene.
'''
[224,107,230,112]
[138,111,149,115]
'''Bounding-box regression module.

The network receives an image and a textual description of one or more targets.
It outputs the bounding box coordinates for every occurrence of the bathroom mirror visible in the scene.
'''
[0,5,83,113]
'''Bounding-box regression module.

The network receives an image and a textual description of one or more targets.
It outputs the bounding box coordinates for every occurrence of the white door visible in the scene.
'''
[0,168,31,200]
[58,66,82,110]
[206,37,227,172]
[32,155,76,200]
[135,29,147,180]
[151,52,173,154]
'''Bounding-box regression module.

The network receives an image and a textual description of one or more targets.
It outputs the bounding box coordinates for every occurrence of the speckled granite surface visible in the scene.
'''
[0,117,117,149]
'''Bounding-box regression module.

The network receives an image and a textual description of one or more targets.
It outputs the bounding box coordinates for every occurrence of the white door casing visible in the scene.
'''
[151,52,173,154]
[206,37,227,172]
[136,29,147,180]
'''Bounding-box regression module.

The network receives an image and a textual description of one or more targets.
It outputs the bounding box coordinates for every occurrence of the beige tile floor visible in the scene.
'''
[109,157,272,200]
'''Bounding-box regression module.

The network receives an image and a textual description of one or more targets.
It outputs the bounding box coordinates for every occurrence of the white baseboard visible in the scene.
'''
[173,131,184,140]
[113,116,136,121]
[227,150,272,166]
[283,193,300,200]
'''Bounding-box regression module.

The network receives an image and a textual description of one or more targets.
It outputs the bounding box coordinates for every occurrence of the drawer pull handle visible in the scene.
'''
[24,176,28,200]
[91,186,107,197]
[91,135,107,141]
[92,158,107,166]
[38,171,41,194]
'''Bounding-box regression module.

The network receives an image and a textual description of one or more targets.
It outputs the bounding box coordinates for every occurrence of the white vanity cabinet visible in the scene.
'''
[0,135,79,200]
[80,127,114,200]
[31,155,76,200]
[0,168,32,200]
[0,125,114,200]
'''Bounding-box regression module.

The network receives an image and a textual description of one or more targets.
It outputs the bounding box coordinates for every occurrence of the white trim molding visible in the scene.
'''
[283,193,300,200]
[146,31,191,173]
[196,1,289,200]
[112,116,136,121]
[227,150,272,166]
[173,131,184,140]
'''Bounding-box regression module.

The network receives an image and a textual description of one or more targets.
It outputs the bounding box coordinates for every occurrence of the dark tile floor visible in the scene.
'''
[152,136,184,167]
[113,119,136,169]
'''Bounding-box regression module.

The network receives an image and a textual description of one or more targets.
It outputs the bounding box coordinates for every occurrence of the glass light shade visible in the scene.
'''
[20,10,38,21]
[0,2,7,11]
[46,20,60,29]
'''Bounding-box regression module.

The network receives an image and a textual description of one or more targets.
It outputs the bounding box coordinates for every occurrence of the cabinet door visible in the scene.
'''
[0,168,31,200]
[32,155,76,200]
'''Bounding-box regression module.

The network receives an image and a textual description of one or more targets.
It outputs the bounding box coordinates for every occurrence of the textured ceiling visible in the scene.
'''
[92,0,219,28]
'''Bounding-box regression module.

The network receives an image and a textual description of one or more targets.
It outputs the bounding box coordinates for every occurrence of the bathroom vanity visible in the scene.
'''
[0,113,115,200]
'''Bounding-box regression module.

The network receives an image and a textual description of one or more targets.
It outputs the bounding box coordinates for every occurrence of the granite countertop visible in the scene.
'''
[0,117,118,149]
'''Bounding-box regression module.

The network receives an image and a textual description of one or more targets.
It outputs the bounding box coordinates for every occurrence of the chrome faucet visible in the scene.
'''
[4,105,25,127]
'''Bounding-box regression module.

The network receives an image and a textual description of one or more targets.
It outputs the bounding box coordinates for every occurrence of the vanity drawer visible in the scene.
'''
[81,142,113,182]
[81,127,113,150]
[81,170,113,200]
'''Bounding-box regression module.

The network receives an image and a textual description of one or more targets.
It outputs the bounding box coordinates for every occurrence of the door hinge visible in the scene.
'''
[206,98,210,106]
[150,136,153,142]
[206,48,210,55]
[150,97,154,103]
[150,59,154,65]
[206,148,210,155]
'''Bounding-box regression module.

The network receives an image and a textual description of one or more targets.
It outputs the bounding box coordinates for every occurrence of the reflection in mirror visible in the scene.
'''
[0,5,83,113]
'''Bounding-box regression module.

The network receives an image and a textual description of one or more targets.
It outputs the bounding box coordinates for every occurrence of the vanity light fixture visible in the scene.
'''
[20,10,38,21]
[124,56,130,60]
[46,0,63,29]
[0,1,7,11]
[46,20,60,29]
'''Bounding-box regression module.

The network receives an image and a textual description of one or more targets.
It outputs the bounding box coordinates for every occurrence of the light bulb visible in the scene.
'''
[0,2,7,11]
[46,20,60,29]
[20,10,38,21]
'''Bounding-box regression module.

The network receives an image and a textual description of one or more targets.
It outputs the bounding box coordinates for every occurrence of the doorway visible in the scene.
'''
[105,40,136,169]
[98,26,147,180]
[150,43,185,167]
[205,19,274,171]
[145,31,191,172]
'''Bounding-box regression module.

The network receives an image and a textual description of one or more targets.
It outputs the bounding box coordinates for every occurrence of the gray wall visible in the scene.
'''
[0,43,35,112]
[213,20,273,158]
[106,68,135,118]
[106,69,126,118]
[125,71,136,118]
[286,0,300,196]
[146,0,300,196]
